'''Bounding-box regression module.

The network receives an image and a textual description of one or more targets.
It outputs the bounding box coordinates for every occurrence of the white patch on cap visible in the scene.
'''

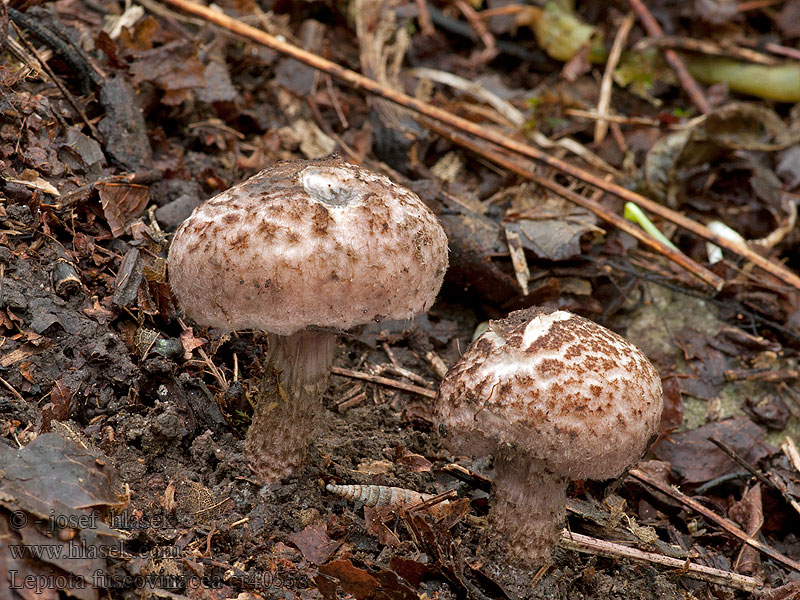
[301,166,356,206]
[521,311,573,348]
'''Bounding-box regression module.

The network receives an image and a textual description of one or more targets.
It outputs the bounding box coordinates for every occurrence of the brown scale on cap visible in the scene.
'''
[434,306,663,568]
[169,155,447,336]
[168,156,448,481]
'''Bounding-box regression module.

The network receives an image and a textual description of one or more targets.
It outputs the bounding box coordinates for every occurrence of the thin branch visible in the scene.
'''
[627,0,711,115]
[0,375,25,403]
[560,530,760,592]
[595,12,635,143]
[421,117,724,291]
[178,318,228,392]
[330,366,436,399]
[628,468,800,573]
[454,0,497,62]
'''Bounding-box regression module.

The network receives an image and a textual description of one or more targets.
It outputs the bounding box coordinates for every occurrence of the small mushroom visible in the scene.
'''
[168,156,448,481]
[434,306,663,567]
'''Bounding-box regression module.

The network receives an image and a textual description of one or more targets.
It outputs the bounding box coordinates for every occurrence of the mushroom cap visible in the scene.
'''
[167,156,449,335]
[434,307,664,481]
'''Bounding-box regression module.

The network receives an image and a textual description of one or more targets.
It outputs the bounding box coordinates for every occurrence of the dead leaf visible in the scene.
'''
[657,375,684,437]
[317,560,381,599]
[288,523,340,565]
[0,433,127,600]
[112,248,144,308]
[318,559,417,600]
[128,40,206,93]
[97,183,149,238]
[652,416,775,483]
[179,328,207,360]
[729,482,763,575]
[49,379,75,421]
[504,193,599,261]
[394,446,432,473]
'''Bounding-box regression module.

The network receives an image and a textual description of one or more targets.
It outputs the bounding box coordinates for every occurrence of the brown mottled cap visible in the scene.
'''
[434,306,664,480]
[167,156,449,335]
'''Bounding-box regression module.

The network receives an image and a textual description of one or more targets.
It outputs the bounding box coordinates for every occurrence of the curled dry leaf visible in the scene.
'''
[179,327,207,360]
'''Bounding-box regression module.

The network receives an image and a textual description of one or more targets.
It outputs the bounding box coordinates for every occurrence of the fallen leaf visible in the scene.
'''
[288,523,340,565]
[179,328,207,359]
[97,183,149,238]
[652,416,775,483]
[394,446,432,473]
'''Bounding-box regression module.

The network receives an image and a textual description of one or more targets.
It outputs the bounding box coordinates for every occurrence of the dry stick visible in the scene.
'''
[9,22,102,142]
[330,366,436,399]
[628,468,800,573]
[763,42,800,62]
[627,0,711,115]
[595,12,635,144]
[422,118,724,290]
[639,36,778,65]
[559,530,760,592]
[0,375,25,403]
[156,0,800,292]
[454,0,497,61]
[415,0,434,35]
[708,437,800,519]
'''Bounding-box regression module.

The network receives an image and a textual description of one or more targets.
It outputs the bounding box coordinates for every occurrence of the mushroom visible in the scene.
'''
[434,306,663,567]
[168,156,448,481]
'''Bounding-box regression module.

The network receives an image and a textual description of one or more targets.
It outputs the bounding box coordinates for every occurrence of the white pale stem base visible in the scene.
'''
[244,330,336,482]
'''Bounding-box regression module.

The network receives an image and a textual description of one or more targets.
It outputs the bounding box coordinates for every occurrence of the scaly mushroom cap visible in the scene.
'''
[167,156,449,335]
[435,306,663,480]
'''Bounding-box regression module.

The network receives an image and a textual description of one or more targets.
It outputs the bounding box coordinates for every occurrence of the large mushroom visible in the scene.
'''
[168,156,448,481]
[434,306,663,567]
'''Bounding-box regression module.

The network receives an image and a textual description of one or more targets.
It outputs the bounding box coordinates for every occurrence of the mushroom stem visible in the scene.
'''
[244,330,337,482]
[488,450,567,568]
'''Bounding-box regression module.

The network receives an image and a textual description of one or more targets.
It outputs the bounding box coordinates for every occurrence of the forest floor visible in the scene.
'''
[2,0,800,599]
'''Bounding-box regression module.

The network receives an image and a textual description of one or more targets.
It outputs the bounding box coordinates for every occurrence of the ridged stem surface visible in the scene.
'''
[488,451,567,568]
[244,330,336,482]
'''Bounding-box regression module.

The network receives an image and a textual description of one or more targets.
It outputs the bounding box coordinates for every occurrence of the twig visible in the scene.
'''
[156,0,800,292]
[8,8,103,91]
[564,109,660,127]
[454,0,497,62]
[330,366,436,399]
[627,0,711,115]
[559,530,760,592]
[421,117,724,290]
[427,2,544,63]
[0,375,25,403]
[595,12,635,143]
[9,20,102,142]
[707,437,778,493]
[724,368,799,382]
[777,437,800,519]
[628,468,800,573]
[323,74,349,129]
[407,67,525,127]
[636,36,778,65]
[737,0,784,11]
[762,42,800,62]
[783,437,800,472]
[415,0,434,35]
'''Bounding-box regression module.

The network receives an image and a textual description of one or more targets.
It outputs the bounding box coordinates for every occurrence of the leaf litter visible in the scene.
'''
[1,0,800,599]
